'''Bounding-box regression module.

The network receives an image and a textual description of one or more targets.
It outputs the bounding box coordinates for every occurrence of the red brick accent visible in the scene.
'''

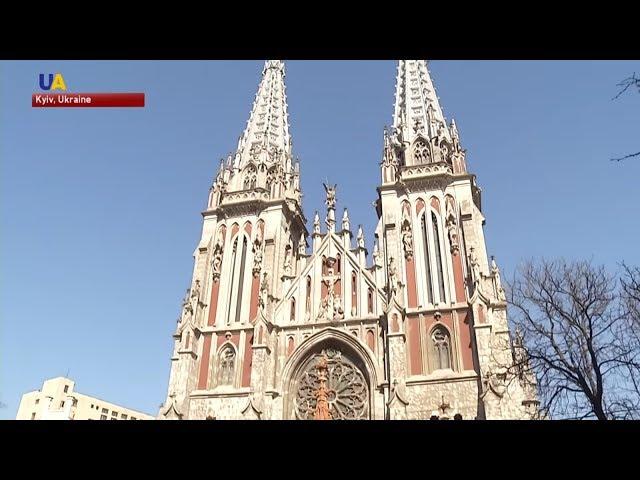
[392,313,400,333]
[408,315,422,375]
[452,252,466,303]
[459,309,474,370]
[207,282,221,326]
[287,337,295,356]
[430,196,440,213]
[249,275,260,323]
[197,335,212,389]
[241,333,253,387]
[405,256,418,308]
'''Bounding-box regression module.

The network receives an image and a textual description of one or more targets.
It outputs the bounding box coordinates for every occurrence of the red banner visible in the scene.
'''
[32,93,145,108]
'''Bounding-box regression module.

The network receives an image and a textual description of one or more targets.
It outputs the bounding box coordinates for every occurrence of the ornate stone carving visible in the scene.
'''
[294,348,369,420]
[482,365,507,399]
[323,183,337,232]
[356,225,365,249]
[298,232,306,256]
[342,208,350,231]
[313,211,321,234]
[282,245,293,276]
[491,256,506,301]
[252,226,264,277]
[259,272,269,312]
[413,138,430,164]
[388,256,401,297]
[401,208,413,260]
[445,197,459,254]
[372,241,381,267]
[323,183,337,210]
[179,288,193,323]
[212,230,225,280]
[469,247,480,286]
[313,355,332,420]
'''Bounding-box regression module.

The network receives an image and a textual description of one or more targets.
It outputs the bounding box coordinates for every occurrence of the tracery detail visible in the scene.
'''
[294,348,369,420]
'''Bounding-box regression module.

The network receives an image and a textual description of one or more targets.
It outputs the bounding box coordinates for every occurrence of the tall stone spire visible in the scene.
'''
[234,60,292,170]
[392,60,451,146]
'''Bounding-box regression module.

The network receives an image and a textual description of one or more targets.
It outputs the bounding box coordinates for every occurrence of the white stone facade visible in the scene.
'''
[158,60,539,420]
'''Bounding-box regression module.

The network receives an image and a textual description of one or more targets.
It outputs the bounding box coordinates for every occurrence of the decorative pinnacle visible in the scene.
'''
[323,183,337,233]
[342,208,350,231]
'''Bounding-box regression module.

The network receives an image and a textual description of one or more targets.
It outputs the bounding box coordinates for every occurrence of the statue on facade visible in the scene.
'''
[469,247,480,285]
[333,295,344,320]
[445,197,459,254]
[323,183,337,210]
[179,288,193,322]
[283,246,293,276]
[313,211,321,234]
[252,226,264,276]
[212,230,224,278]
[388,257,400,295]
[190,280,202,314]
[313,356,333,420]
[491,256,506,301]
[401,223,413,260]
[259,272,269,311]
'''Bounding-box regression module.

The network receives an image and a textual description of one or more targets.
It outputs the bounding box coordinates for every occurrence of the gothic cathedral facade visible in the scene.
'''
[159,60,539,420]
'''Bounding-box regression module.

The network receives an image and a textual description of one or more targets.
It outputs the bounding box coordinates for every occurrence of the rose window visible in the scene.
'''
[293,348,369,420]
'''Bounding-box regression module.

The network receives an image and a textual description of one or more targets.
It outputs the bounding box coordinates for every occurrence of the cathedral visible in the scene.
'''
[158,60,539,420]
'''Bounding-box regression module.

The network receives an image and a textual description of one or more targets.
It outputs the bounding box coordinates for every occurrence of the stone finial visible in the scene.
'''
[342,208,350,232]
[357,225,365,249]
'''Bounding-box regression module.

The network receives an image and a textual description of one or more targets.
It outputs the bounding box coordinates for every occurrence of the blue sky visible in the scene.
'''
[1,60,638,419]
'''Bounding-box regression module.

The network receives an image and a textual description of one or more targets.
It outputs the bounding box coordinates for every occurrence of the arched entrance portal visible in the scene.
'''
[288,345,371,420]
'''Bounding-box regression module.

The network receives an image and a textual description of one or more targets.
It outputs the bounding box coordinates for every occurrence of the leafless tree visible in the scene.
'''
[507,259,640,419]
[611,72,639,162]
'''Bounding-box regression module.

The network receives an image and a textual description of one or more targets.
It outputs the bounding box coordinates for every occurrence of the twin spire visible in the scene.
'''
[234,59,292,169]
[392,60,452,146]
[221,60,456,185]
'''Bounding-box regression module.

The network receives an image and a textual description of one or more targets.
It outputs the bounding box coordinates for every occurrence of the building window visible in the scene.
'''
[290,298,296,322]
[235,236,248,323]
[305,276,312,319]
[131,417,137,420]
[112,411,118,417]
[121,414,128,419]
[35,399,40,405]
[31,413,36,420]
[227,235,249,324]
[64,385,69,393]
[90,403,94,408]
[351,272,357,316]
[421,213,434,304]
[60,401,65,408]
[102,408,108,414]
[367,288,373,314]
[72,398,78,407]
[218,346,236,386]
[100,415,107,420]
[431,326,452,371]
[431,212,446,303]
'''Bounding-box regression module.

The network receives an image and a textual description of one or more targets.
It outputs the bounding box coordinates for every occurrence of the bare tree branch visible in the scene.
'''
[507,258,640,419]
[612,72,640,100]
